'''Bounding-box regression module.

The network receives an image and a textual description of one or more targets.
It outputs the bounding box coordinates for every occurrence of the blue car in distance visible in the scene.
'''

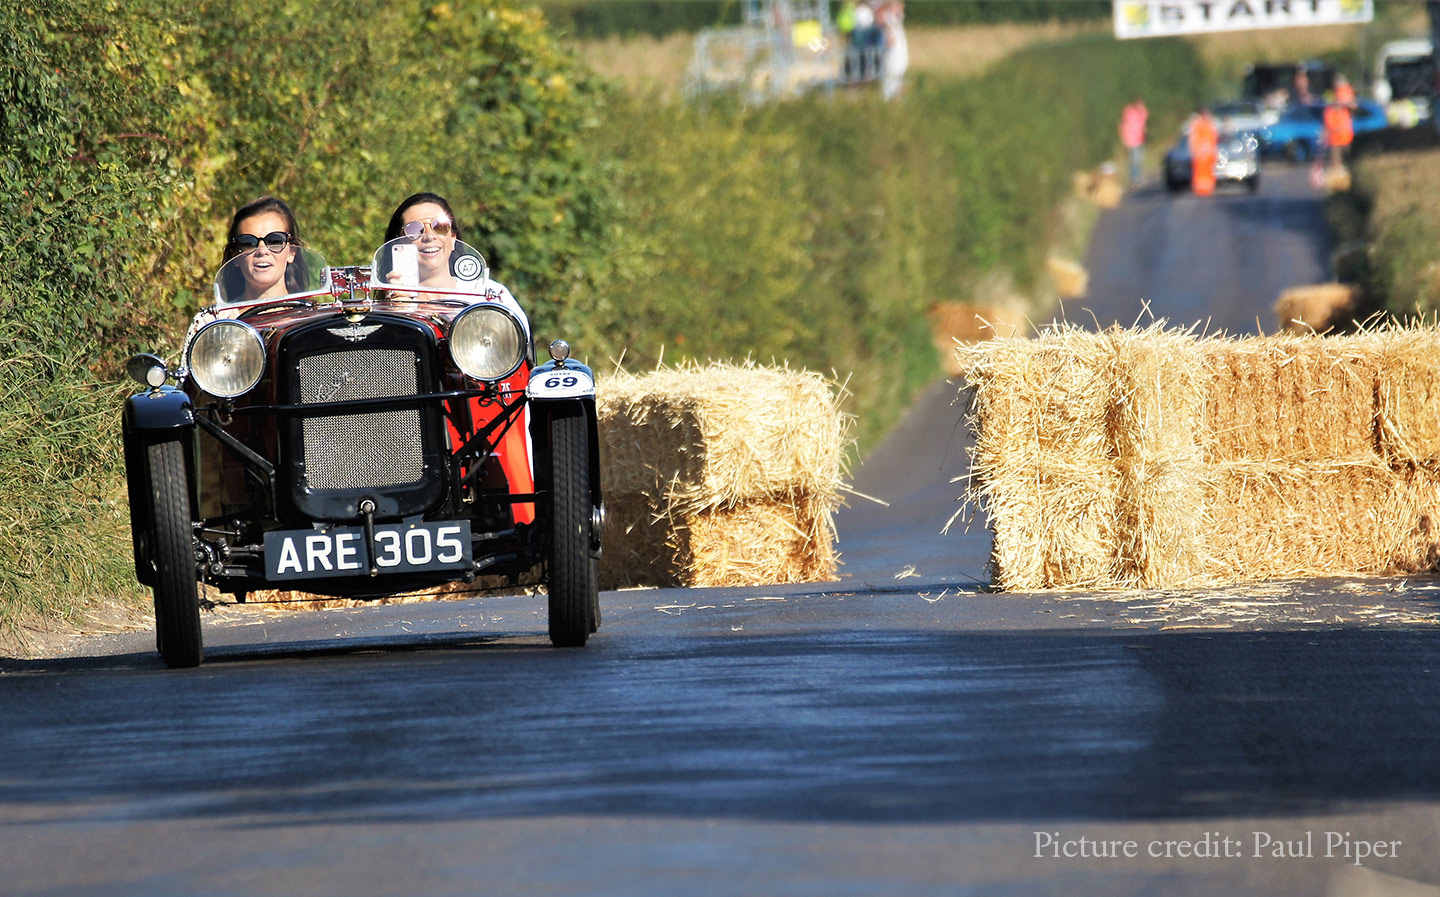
[1257,100,1388,160]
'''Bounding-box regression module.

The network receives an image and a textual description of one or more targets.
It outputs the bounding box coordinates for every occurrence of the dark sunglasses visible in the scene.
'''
[402,217,454,238]
[230,231,293,253]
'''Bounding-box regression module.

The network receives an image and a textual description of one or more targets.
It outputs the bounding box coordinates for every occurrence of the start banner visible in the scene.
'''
[1114,0,1372,39]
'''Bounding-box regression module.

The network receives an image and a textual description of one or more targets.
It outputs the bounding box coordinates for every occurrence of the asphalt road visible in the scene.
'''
[1059,165,1333,335]
[6,167,1440,897]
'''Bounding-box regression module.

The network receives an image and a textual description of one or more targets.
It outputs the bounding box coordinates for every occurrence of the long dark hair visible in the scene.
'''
[221,196,309,297]
[384,192,463,243]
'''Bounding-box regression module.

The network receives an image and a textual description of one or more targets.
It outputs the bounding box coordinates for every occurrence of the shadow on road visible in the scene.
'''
[5,621,1440,828]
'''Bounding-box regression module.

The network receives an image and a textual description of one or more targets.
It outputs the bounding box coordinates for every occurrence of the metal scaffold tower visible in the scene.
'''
[684,0,880,103]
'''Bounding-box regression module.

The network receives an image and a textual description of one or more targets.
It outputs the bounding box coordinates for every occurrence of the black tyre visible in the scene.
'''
[546,407,597,647]
[1246,174,1260,194]
[146,438,203,668]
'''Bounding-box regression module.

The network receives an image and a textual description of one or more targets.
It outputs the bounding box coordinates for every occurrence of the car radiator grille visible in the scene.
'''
[297,349,424,490]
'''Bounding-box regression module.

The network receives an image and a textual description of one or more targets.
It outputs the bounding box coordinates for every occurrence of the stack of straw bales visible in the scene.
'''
[1045,256,1090,299]
[1274,282,1357,334]
[1073,168,1124,209]
[960,324,1440,590]
[926,302,1030,376]
[597,361,850,589]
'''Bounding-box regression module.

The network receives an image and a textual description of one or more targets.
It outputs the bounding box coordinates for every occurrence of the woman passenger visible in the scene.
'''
[383,192,462,289]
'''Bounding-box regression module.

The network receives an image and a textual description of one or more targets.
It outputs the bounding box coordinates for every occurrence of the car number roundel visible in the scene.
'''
[527,366,594,399]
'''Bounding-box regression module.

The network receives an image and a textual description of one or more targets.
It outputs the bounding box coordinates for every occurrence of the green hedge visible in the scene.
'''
[0,0,619,636]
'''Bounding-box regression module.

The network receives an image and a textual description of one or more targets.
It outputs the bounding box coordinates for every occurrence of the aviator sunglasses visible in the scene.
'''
[402,216,454,239]
[229,231,293,253]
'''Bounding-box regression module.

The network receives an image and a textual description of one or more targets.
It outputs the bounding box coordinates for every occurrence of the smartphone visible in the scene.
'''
[391,243,419,286]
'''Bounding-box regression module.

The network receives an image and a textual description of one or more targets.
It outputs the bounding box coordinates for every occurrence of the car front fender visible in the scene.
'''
[123,386,194,432]
[122,387,196,587]
[527,360,597,401]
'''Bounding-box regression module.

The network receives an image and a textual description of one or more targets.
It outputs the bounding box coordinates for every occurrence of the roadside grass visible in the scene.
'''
[1332,147,1440,318]
[1188,23,1367,83]
[0,340,147,655]
[566,20,1109,99]
[569,18,1379,103]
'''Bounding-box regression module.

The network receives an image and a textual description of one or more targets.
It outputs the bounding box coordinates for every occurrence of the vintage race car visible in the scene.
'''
[123,236,602,667]
[1163,126,1262,193]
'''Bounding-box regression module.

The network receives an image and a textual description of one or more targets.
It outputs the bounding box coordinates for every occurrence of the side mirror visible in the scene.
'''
[126,354,169,388]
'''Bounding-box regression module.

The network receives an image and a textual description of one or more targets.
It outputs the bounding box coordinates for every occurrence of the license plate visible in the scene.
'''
[264,520,472,581]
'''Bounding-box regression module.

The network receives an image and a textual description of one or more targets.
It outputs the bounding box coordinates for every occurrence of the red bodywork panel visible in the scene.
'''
[445,363,535,525]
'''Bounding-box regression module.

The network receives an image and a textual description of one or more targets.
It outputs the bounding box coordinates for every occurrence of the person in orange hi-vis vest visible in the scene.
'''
[1334,74,1356,107]
[1324,100,1354,169]
[1188,108,1218,196]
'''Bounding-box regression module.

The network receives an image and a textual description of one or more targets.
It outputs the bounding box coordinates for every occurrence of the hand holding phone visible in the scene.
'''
[391,243,419,286]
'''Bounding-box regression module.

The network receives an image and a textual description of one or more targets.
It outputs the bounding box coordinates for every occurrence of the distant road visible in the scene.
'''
[1058,164,1333,335]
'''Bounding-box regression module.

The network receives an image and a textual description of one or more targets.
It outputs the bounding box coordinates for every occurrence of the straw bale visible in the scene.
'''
[962,330,1124,589]
[1200,336,1379,463]
[1106,329,1209,587]
[596,361,850,589]
[926,302,1030,376]
[598,491,839,589]
[597,491,678,589]
[1324,164,1352,194]
[597,361,849,513]
[1374,330,1440,463]
[1203,460,1440,578]
[1274,283,1357,334]
[964,326,1215,589]
[1045,256,1089,299]
[963,323,1440,591]
[1072,168,1123,209]
[683,493,839,588]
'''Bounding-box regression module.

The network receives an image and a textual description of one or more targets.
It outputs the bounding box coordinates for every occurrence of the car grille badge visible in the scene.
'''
[321,371,355,402]
[328,323,382,343]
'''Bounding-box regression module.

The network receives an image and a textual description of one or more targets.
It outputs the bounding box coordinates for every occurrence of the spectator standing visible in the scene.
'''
[838,0,860,81]
[1119,97,1148,185]
[1324,99,1354,169]
[1293,67,1313,104]
[851,1,880,81]
[1333,73,1356,107]
[877,0,907,101]
[1188,108,1219,196]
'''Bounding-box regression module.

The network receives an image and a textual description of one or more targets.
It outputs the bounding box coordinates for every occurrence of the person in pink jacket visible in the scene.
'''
[1119,97,1148,186]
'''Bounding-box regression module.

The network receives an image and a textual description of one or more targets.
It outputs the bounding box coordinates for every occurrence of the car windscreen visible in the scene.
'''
[213,245,329,308]
[369,237,491,298]
[1386,57,1435,99]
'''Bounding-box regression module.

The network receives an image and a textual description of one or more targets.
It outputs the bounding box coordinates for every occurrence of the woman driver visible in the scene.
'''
[221,196,307,302]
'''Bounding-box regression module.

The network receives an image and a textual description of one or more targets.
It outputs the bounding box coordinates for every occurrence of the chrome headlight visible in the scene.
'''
[187,320,265,398]
[450,305,526,381]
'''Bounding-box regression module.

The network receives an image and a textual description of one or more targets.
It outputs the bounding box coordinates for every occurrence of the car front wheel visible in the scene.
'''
[546,406,598,647]
[146,437,203,668]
